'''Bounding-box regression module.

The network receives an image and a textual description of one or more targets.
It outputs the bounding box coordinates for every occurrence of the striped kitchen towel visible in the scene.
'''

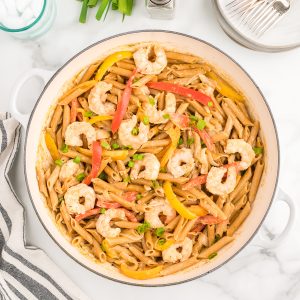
[0,113,90,300]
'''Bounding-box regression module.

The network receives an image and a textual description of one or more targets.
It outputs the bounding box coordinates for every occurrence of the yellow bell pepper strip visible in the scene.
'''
[120,264,163,280]
[45,132,60,161]
[188,205,208,217]
[154,239,175,251]
[83,141,102,185]
[207,71,244,102]
[160,126,180,168]
[163,181,197,220]
[111,68,138,134]
[101,239,118,258]
[95,51,133,81]
[88,115,113,124]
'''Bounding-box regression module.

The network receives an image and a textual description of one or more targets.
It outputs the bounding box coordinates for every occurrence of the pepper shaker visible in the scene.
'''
[146,0,175,20]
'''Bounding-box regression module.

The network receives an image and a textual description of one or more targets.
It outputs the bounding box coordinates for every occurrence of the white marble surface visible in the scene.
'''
[1,1,300,299]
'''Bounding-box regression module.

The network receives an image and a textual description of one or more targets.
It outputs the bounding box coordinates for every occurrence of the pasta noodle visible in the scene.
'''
[36,43,265,279]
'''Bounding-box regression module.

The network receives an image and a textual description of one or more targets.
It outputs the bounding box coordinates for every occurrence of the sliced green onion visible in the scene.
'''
[100,208,106,214]
[101,141,110,149]
[253,147,263,155]
[142,116,149,125]
[84,111,94,118]
[155,227,165,238]
[148,96,155,106]
[133,154,144,161]
[214,234,221,244]
[197,119,206,130]
[158,238,166,245]
[123,176,131,183]
[208,252,218,260]
[131,127,139,136]
[73,156,81,164]
[136,221,151,234]
[112,143,120,150]
[61,144,69,153]
[128,160,134,168]
[152,180,160,189]
[136,193,142,200]
[76,173,86,182]
[118,0,133,16]
[112,0,118,10]
[88,0,98,7]
[163,113,170,119]
[208,101,213,107]
[55,159,63,167]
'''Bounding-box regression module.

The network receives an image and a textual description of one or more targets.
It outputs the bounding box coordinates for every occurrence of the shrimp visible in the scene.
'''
[88,81,115,115]
[167,148,195,178]
[96,128,111,140]
[130,153,160,180]
[118,115,149,149]
[143,92,176,124]
[133,45,167,75]
[206,166,237,196]
[59,160,83,181]
[162,237,193,263]
[96,208,126,238]
[64,121,96,148]
[64,183,96,215]
[145,198,176,228]
[225,139,255,170]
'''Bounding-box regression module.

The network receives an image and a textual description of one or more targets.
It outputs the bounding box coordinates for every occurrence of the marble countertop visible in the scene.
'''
[1,0,300,299]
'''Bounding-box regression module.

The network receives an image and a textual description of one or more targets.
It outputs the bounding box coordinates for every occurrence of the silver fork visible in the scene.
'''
[226,0,291,37]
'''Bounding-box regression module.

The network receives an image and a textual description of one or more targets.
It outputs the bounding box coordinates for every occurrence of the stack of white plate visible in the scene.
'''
[212,0,300,52]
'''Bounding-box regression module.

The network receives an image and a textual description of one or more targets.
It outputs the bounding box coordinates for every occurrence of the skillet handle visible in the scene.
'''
[252,187,295,249]
[10,68,54,128]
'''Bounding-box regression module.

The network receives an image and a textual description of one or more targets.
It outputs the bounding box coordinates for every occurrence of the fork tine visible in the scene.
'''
[256,12,281,36]
[229,0,253,17]
[250,4,274,31]
[240,1,263,25]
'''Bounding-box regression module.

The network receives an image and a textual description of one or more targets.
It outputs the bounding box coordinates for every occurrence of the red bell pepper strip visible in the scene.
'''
[147,81,212,106]
[96,199,121,209]
[123,191,138,202]
[83,141,102,185]
[75,208,101,222]
[182,175,207,190]
[191,224,205,233]
[111,68,138,134]
[118,208,138,222]
[222,162,243,173]
[70,98,78,123]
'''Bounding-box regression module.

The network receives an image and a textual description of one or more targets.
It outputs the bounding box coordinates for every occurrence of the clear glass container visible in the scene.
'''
[0,0,56,40]
[146,0,175,20]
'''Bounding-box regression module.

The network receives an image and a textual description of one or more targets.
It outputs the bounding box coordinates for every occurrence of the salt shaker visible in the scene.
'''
[146,0,175,20]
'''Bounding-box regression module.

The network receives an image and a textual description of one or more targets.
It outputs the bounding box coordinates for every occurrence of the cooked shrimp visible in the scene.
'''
[64,183,96,215]
[143,92,176,124]
[145,198,176,228]
[130,153,160,180]
[225,139,255,170]
[118,115,149,149]
[206,166,237,196]
[88,81,115,115]
[96,208,126,238]
[59,160,82,181]
[133,45,167,75]
[162,237,193,263]
[96,128,111,140]
[167,148,195,178]
[65,121,96,148]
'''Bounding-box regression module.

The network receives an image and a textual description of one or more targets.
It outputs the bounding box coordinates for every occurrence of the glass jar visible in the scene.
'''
[146,0,175,20]
[0,0,56,40]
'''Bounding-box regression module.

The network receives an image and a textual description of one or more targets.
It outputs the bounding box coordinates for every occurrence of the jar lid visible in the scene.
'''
[150,0,171,5]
